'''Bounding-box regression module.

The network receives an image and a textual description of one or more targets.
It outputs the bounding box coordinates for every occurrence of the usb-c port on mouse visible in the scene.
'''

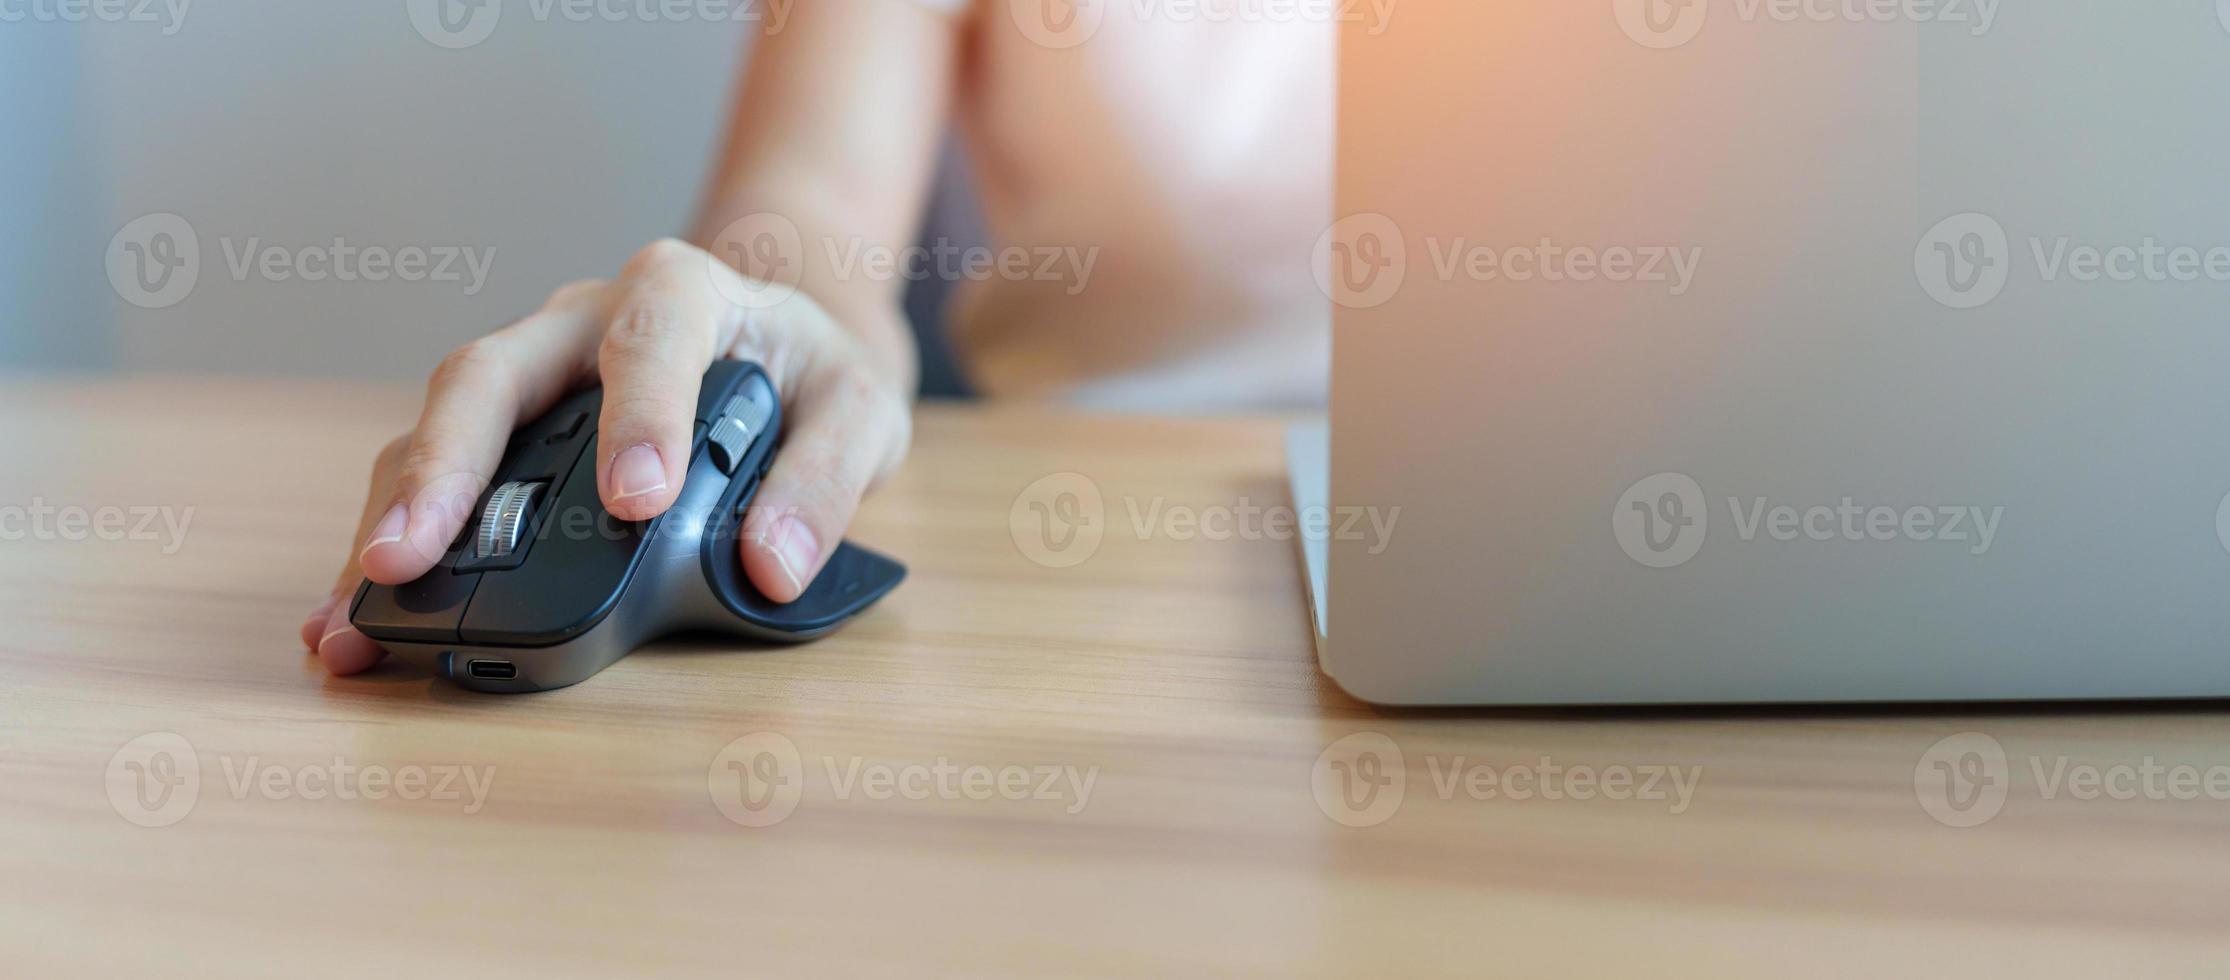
[466,659,518,680]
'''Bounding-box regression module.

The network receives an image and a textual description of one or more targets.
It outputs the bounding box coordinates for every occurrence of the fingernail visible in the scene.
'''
[300,594,341,650]
[317,612,386,676]
[609,443,668,501]
[762,516,819,596]
[359,503,407,558]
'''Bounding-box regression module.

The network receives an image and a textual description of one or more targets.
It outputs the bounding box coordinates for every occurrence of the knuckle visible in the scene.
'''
[602,302,686,360]
[429,337,507,391]
[600,391,689,436]
[623,238,699,279]
[787,453,866,516]
[395,442,460,487]
[542,277,608,311]
[370,434,413,485]
[375,434,411,471]
[802,472,866,523]
[821,366,910,437]
[833,367,896,414]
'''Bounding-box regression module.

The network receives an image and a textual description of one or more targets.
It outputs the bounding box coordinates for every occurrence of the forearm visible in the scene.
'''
[689,0,958,396]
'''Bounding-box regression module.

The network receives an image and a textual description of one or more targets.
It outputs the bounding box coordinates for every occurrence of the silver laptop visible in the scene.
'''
[1293,1,2230,704]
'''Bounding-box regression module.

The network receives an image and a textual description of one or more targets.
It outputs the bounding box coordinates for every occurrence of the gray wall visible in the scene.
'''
[4,4,752,380]
[2,27,109,368]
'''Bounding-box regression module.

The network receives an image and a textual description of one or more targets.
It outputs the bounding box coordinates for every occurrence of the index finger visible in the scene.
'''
[356,282,611,584]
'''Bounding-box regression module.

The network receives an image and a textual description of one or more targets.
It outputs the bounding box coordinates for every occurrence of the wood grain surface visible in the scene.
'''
[4,375,2230,978]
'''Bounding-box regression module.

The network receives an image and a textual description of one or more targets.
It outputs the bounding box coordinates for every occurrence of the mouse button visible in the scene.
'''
[516,386,600,443]
[457,440,644,645]
[541,410,589,445]
[739,371,776,411]
[693,360,750,423]
[495,432,588,488]
[501,402,602,486]
[351,570,479,644]
[707,414,750,475]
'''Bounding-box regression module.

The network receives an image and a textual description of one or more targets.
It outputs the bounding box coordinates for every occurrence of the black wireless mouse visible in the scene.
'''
[349,359,905,692]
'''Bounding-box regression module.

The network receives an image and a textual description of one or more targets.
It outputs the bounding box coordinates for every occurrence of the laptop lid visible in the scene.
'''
[1327,2,2230,703]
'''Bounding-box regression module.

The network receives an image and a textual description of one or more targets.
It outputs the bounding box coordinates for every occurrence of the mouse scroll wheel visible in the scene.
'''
[475,480,545,560]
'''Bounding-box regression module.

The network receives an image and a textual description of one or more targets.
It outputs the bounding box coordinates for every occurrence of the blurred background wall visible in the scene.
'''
[0,4,972,392]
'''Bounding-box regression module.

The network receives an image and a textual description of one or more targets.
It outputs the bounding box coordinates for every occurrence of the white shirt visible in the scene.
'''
[906,0,1331,411]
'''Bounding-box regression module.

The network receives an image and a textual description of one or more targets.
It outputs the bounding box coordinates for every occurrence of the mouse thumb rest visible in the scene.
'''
[347,359,906,691]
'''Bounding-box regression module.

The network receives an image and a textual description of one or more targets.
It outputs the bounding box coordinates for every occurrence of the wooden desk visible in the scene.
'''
[5,376,2230,977]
